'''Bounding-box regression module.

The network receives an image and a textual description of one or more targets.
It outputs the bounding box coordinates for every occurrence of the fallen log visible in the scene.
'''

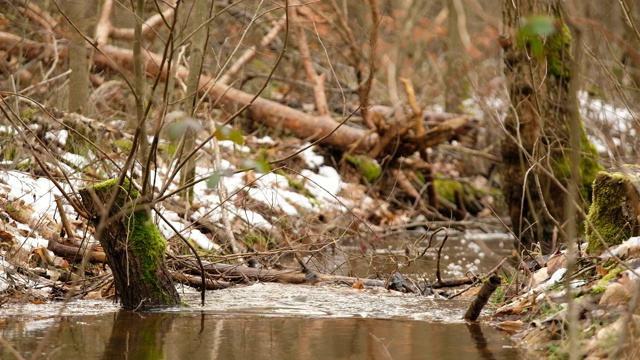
[0,31,477,158]
[47,238,107,264]
[174,258,475,291]
[171,272,233,290]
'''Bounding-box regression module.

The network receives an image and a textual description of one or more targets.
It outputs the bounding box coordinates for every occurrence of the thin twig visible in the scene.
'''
[435,228,450,285]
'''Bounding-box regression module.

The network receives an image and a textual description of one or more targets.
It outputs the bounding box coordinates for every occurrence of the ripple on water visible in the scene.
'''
[174,282,470,322]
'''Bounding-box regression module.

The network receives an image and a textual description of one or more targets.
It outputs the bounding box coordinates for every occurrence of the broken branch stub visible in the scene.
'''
[79,178,180,309]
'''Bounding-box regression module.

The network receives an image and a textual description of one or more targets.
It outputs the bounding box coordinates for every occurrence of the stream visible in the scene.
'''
[0,232,522,359]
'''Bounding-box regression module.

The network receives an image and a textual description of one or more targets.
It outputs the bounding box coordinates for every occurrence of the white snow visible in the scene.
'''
[253,136,275,145]
[300,146,324,168]
[156,214,219,251]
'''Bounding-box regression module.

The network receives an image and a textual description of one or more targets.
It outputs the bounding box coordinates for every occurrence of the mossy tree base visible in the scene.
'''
[80,178,180,309]
[501,2,602,253]
[586,169,640,255]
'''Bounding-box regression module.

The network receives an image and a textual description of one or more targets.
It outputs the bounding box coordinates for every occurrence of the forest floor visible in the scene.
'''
[0,105,638,359]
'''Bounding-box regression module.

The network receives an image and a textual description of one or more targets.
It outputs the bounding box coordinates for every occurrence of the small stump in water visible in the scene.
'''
[80,178,180,309]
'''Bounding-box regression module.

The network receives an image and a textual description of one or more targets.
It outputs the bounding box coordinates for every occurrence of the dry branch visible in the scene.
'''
[0,29,476,157]
[172,272,233,290]
[218,14,287,85]
[47,238,106,264]
[175,258,474,290]
[291,7,330,116]
[463,274,501,321]
[95,0,177,44]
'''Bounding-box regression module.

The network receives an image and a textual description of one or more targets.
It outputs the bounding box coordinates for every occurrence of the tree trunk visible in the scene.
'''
[501,0,601,253]
[445,0,469,112]
[80,178,180,309]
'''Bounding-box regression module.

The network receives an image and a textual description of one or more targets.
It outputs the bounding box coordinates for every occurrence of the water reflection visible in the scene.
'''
[1,311,519,359]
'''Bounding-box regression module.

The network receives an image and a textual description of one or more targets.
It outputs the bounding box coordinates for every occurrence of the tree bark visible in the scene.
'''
[501,0,601,253]
[445,0,470,112]
[79,178,180,309]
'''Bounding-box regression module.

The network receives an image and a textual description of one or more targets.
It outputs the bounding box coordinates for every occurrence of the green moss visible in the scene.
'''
[20,108,38,121]
[287,178,305,192]
[157,143,179,158]
[433,178,464,203]
[113,138,133,151]
[345,155,381,184]
[243,232,269,248]
[590,285,607,295]
[546,22,572,79]
[274,170,315,199]
[579,141,604,198]
[551,117,603,204]
[598,267,623,285]
[92,178,168,298]
[586,171,638,254]
[2,144,17,161]
[127,209,168,293]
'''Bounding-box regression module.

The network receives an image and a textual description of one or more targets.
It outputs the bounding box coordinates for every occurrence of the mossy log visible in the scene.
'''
[586,169,640,255]
[79,178,180,309]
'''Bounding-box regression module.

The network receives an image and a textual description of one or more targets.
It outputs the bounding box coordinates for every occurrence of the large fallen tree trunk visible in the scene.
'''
[0,31,476,157]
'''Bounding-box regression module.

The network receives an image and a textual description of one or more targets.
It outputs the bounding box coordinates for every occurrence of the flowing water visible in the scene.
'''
[0,232,521,359]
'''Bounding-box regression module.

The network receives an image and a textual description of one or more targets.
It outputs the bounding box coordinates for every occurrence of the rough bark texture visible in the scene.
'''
[585,169,640,254]
[501,0,601,253]
[80,178,180,309]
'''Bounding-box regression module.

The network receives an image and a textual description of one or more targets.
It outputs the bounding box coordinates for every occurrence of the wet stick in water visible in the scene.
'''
[463,274,501,321]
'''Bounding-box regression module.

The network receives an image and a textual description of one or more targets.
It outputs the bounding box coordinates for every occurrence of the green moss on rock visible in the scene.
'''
[585,170,640,255]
